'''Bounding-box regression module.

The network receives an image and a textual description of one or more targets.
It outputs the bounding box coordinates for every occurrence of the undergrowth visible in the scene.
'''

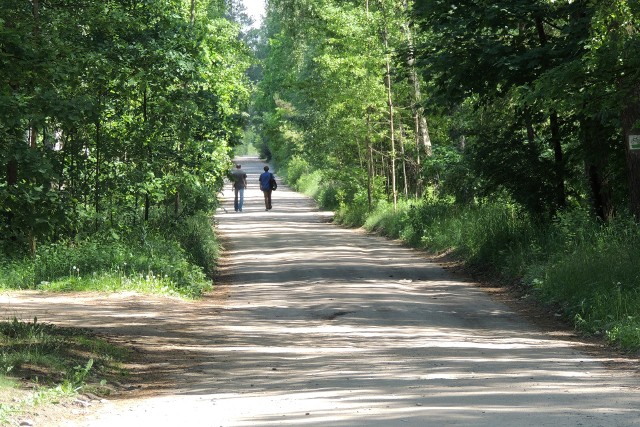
[307,182,640,351]
[0,317,129,425]
[0,212,219,299]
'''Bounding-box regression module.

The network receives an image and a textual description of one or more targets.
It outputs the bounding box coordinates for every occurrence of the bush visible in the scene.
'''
[285,156,310,186]
[334,192,640,349]
[171,212,220,277]
[363,200,414,239]
[334,189,371,227]
[295,170,343,210]
[0,223,213,298]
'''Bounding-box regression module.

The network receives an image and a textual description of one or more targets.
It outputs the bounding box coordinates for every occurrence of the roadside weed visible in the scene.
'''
[334,194,640,350]
[0,317,129,424]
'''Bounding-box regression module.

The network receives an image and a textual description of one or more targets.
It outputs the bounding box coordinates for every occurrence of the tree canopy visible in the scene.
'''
[252,0,640,222]
[1,0,251,255]
[3,0,640,257]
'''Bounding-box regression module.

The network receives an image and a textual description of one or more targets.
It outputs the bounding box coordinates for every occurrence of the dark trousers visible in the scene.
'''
[262,190,272,210]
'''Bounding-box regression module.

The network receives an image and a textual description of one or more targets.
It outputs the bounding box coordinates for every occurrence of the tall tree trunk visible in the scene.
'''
[143,86,151,222]
[402,9,431,197]
[6,159,17,186]
[176,2,198,216]
[621,84,640,220]
[6,128,20,187]
[419,116,432,156]
[145,193,151,222]
[174,192,181,217]
[383,28,397,210]
[94,116,101,221]
[94,86,104,230]
[414,112,421,198]
[29,126,37,149]
[5,135,18,244]
[550,112,566,209]
[69,130,79,235]
[402,3,432,158]
[30,0,39,145]
[364,0,374,209]
[28,0,40,255]
[190,0,196,25]
[580,117,614,221]
[32,0,39,28]
[586,163,614,221]
[398,114,408,198]
[535,15,566,212]
[525,109,535,144]
[366,109,373,210]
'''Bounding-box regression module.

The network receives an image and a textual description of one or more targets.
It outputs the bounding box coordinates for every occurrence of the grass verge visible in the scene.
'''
[330,195,640,351]
[0,317,129,425]
[0,212,220,299]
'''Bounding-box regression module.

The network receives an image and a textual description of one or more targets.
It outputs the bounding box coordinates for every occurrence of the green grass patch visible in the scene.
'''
[0,212,220,299]
[527,215,640,349]
[336,194,640,350]
[0,317,129,425]
[169,212,221,278]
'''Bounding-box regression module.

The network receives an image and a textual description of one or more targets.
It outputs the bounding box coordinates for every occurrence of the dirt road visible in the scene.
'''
[3,156,640,426]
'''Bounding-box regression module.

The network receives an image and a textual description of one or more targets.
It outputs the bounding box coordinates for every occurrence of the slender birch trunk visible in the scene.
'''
[398,113,409,198]
[402,6,431,197]
[383,27,397,210]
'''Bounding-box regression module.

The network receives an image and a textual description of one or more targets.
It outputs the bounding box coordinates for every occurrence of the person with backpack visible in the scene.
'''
[259,165,276,211]
[231,164,247,212]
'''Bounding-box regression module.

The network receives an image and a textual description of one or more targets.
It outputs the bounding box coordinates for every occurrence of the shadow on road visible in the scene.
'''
[2,156,639,426]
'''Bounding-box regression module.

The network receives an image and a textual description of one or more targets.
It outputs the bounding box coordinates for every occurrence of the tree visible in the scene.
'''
[413,0,606,218]
[254,0,424,208]
[0,0,251,254]
[586,2,640,219]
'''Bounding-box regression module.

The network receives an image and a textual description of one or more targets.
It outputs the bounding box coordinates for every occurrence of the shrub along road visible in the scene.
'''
[3,156,640,426]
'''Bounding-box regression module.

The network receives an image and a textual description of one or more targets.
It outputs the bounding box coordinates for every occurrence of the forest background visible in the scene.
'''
[250,0,640,351]
[1,0,640,408]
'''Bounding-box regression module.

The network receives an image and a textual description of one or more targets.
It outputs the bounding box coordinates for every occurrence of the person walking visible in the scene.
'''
[259,165,276,211]
[231,164,247,212]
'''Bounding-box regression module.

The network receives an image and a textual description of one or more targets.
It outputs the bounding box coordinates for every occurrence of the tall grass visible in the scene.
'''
[170,212,221,278]
[357,199,540,277]
[527,214,640,348]
[336,195,640,350]
[294,170,342,210]
[0,317,128,424]
[285,157,355,211]
[0,212,220,299]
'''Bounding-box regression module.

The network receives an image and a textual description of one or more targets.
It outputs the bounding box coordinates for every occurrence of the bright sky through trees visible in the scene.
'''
[242,0,265,27]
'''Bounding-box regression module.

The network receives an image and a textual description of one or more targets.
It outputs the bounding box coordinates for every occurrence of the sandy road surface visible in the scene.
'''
[3,156,640,426]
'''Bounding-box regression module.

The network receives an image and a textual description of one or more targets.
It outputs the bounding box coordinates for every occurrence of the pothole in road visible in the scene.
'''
[320,310,355,320]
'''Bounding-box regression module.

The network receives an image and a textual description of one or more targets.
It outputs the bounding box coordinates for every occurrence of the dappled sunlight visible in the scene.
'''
[3,157,640,426]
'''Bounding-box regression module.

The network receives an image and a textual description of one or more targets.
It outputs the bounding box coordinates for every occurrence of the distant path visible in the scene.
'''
[3,156,640,426]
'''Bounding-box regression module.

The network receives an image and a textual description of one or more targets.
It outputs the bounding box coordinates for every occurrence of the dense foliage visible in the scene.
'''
[254,0,640,221]
[1,0,250,255]
[0,0,252,294]
[251,1,640,348]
